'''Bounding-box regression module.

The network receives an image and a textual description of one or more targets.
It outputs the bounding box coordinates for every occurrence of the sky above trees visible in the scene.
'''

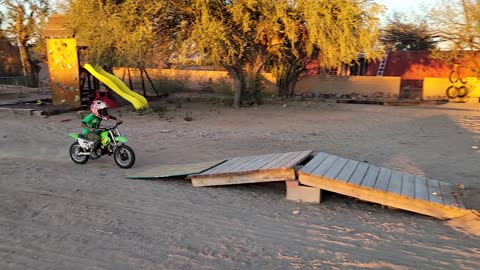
[377,0,437,20]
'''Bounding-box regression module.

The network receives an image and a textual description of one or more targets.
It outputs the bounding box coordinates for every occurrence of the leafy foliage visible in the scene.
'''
[428,0,480,72]
[181,0,384,102]
[66,0,384,105]
[263,0,385,97]
[381,12,438,51]
[0,0,51,86]
[66,0,165,68]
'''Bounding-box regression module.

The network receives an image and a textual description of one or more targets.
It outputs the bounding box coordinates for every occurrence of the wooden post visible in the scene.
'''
[127,68,133,90]
[139,67,147,97]
[122,67,126,81]
[143,68,160,97]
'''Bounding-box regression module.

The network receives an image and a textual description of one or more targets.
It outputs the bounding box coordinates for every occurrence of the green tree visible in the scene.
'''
[66,0,163,68]
[181,0,384,104]
[178,0,268,106]
[381,12,438,51]
[262,0,385,97]
[66,0,384,106]
[0,0,51,86]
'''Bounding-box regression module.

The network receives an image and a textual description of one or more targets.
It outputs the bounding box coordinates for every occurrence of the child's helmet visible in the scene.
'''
[90,100,109,119]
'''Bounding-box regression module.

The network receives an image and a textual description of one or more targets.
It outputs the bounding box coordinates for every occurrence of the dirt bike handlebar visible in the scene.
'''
[97,121,123,132]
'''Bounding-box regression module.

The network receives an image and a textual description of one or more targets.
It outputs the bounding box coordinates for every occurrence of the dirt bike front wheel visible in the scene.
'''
[69,142,89,164]
[113,144,135,169]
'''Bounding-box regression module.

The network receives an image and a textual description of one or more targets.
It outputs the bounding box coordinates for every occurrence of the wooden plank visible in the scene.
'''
[348,162,369,186]
[336,159,360,183]
[260,152,293,169]
[387,170,403,195]
[323,157,349,179]
[448,185,467,209]
[268,151,299,168]
[252,153,282,169]
[297,152,470,220]
[234,153,277,172]
[414,176,429,201]
[311,155,339,176]
[223,155,263,173]
[427,178,444,205]
[212,153,274,174]
[203,156,243,174]
[298,173,471,220]
[401,173,416,198]
[127,160,226,179]
[361,165,380,188]
[232,151,311,172]
[438,181,462,208]
[374,167,392,191]
[300,152,329,174]
[282,150,312,168]
[191,169,295,187]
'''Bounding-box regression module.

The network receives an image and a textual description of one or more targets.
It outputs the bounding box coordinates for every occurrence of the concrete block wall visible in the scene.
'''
[294,75,401,97]
[423,77,480,101]
[423,78,449,100]
[112,68,401,97]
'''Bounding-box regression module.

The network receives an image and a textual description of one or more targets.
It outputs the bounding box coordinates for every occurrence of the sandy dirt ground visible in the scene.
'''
[1,97,480,270]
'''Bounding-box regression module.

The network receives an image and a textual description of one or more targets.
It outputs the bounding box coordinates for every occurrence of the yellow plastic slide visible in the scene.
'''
[84,63,148,109]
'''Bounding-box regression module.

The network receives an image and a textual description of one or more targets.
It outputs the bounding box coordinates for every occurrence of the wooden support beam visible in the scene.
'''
[299,173,471,220]
[191,169,295,187]
[298,152,471,220]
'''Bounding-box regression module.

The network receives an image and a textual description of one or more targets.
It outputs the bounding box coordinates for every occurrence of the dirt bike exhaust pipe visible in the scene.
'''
[77,152,91,156]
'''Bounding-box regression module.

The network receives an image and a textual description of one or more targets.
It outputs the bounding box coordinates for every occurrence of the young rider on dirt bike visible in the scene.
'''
[82,100,122,158]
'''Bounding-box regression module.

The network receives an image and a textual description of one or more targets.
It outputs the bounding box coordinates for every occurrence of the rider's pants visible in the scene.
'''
[85,132,100,151]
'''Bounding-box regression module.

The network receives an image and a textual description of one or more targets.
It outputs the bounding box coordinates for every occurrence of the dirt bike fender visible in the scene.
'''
[115,136,128,143]
[70,133,79,139]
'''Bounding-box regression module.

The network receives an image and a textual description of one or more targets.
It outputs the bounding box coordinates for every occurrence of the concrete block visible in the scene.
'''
[286,184,322,203]
[285,180,299,188]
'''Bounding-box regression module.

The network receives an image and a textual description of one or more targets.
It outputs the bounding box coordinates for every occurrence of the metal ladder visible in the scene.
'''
[376,51,390,76]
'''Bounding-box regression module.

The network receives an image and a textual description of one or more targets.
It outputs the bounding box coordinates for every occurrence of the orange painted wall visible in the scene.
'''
[367,50,480,79]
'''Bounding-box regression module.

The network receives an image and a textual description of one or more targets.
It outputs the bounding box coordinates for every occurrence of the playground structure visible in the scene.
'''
[83,64,148,110]
[43,15,148,109]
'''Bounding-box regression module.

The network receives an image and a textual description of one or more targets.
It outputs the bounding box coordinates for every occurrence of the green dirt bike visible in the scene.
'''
[69,122,136,168]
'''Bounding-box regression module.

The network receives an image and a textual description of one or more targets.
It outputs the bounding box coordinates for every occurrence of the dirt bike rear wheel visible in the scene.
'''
[69,142,89,164]
[113,144,135,169]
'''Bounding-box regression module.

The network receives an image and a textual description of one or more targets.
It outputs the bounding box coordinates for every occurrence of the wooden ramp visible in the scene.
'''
[298,152,471,220]
[126,160,226,179]
[190,150,312,187]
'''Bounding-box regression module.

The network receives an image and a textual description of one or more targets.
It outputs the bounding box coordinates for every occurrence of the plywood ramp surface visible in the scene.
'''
[190,150,312,187]
[299,152,471,219]
[126,160,226,179]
